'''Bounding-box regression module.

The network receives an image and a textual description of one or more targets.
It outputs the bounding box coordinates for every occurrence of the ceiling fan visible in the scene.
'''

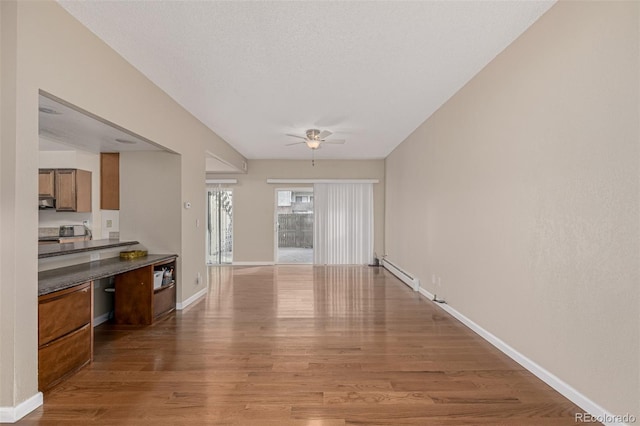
[285,129,346,150]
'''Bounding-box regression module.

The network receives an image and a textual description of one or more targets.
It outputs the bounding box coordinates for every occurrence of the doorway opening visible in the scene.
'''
[207,188,233,264]
[276,188,313,264]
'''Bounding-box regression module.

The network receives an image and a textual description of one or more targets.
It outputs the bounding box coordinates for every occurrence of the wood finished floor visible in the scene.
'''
[20,265,589,425]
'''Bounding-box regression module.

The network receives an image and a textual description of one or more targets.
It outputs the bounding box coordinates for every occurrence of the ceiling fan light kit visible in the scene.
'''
[285,128,346,165]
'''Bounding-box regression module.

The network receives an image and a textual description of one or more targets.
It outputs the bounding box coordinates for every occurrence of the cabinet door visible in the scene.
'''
[100,153,119,210]
[55,169,77,211]
[55,169,92,212]
[75,169,92,212]
[38,169,55,198]
[115,266,154,325]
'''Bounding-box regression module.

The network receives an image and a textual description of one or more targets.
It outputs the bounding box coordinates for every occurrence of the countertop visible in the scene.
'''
[38,236,67,241]
[38,254,178,296]
[38,239,139,259]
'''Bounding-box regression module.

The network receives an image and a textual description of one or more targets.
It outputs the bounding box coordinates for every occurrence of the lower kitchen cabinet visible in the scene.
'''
[38,282,93,391]
[38,324,92,391]
[114,258,176,325]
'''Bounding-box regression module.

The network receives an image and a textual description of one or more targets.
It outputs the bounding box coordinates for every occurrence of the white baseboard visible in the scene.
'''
[93,312,110,327]
[231,261,275,266]
[176,287,207,310]
[0,392,43,423]
[416,285,627,426]
[417,286,435,301]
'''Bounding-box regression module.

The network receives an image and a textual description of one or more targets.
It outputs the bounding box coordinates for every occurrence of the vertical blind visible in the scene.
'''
[313,183,373,265]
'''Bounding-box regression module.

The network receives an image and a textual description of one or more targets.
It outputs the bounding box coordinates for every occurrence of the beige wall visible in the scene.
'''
[0,0,245,410]
[119,152,193,298]
[385,1,639,418]
[0,0,26,410]
[214,159,385,263]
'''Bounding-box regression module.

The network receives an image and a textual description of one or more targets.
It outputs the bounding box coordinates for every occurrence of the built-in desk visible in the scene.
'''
[37,254,178,391]
[38,254,177,295]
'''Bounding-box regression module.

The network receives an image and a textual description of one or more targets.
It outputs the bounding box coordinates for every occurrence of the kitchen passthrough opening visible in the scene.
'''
[207,188,233,265]
[276,188,313,264]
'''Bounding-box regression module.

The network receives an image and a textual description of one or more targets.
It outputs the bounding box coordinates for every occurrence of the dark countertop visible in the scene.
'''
[38,236,64,242]
[38,254,178,296]
[38,239,139,259]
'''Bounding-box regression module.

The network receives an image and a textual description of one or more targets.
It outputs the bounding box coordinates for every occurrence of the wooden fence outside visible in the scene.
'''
[278,214,313,248]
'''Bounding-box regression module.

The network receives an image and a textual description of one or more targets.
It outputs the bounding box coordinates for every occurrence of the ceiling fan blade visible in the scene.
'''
[285,141,306,146]
[322,139,346,144]
[317,130,332,140]
[285,133,307,140]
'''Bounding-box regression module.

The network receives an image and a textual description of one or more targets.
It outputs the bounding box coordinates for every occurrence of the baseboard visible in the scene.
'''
[231,261,275,266]
[417,285,627,426]
[417,286,435,301]
[0,392,43,423]
[93,312,110,327]
[176,287,207,310]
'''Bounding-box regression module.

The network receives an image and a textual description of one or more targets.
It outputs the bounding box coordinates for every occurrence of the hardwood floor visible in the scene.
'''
[20,265,589,425]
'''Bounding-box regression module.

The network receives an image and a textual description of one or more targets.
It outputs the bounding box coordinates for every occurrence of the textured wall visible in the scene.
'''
[385,1,639,418]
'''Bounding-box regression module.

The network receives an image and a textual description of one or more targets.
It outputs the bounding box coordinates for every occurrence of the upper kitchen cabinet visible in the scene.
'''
[39,169,56,198]
[55,169,92,212]
[100,153,119,210]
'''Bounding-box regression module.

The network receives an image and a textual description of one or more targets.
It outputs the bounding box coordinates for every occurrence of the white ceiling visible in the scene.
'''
[58,1,555,161]
[39,93,167,153]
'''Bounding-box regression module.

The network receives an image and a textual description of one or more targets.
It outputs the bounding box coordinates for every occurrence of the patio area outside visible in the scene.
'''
[278,247,313,264]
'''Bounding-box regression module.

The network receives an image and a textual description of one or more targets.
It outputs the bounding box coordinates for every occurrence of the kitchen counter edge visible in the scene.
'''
[38,254,178,296]
[38,239,139,259]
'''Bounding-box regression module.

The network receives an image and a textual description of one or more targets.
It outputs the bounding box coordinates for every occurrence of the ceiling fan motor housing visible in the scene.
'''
[306,129,321,140]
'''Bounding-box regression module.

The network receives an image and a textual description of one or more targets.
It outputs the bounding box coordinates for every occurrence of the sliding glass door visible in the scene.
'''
[276,189,313,264]
[207,188,233,265]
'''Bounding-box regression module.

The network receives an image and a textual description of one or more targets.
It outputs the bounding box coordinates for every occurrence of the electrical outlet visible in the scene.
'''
[106,220,112,228]
[196,219,200,228]
[196,272,201,285]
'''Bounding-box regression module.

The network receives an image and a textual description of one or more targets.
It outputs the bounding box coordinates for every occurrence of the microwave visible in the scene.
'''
[59,225,86,237]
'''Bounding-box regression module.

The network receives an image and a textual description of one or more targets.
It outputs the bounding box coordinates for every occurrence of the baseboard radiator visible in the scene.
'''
[381,258,420,291]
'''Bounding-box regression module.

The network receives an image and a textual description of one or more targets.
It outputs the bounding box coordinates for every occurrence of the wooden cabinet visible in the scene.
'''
[115,258,176,325]
[39,168,92,212]
[100,153,119,210]
[55,169,92,212]
[38,282,93,391]
[38,169,55,198]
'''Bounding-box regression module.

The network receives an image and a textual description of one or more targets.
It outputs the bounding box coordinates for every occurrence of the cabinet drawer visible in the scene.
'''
[38,323,91,391]
[39,283,91,346]
[153,283,176,318]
